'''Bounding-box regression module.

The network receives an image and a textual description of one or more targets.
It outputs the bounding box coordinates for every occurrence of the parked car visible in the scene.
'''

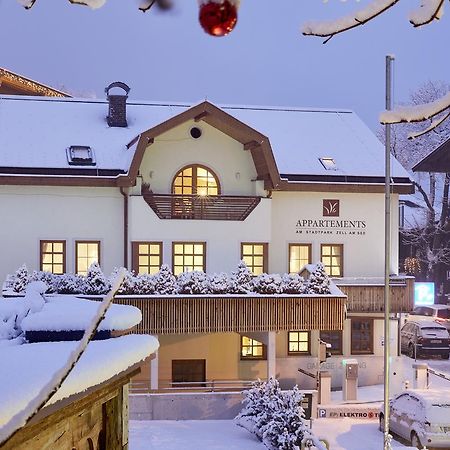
[400,320,450,359]
[380,390,450,448]
[407,305,450,331]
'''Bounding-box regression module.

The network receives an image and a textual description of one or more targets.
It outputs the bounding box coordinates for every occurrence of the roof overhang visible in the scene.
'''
[413,137,450,173]
[128,101,281,190]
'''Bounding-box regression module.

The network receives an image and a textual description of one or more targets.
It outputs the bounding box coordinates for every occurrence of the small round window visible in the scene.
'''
[190,127,202,139]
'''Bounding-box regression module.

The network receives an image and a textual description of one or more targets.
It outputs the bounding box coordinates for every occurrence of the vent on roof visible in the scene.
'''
[105,82,130,128]
[319,157,337,171]
[66,146,96,166]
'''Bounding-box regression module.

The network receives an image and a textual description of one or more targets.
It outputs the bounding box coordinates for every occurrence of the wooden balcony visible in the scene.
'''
[336,276,414,313]
[114,295,346,334]
[142,191,262,221]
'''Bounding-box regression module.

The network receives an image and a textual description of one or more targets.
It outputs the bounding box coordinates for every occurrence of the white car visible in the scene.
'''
[407,305,450,331]
[380,390,450,448]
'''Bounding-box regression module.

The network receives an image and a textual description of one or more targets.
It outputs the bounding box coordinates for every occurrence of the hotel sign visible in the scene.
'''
[296,199,367,236]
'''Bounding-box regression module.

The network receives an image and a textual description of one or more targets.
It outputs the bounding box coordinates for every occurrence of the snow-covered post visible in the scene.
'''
[412,363,428,390]
[318,371,331,405]
[150,338,159,391]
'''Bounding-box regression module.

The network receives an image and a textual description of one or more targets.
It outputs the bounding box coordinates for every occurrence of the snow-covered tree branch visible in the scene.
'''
[302,0,446,42]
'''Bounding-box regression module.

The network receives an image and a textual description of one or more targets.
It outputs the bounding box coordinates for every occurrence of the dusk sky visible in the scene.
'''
[0,0,448,131]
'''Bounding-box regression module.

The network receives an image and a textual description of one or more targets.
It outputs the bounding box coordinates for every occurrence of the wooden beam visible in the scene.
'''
[194,111,208,122]
[244,140,259,151]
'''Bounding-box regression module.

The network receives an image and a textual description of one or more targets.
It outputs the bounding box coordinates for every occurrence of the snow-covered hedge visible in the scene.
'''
[235,378,326,450]
[5,261,332,296]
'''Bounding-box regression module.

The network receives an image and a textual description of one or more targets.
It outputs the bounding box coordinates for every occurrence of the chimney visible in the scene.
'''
[105,82,130,128]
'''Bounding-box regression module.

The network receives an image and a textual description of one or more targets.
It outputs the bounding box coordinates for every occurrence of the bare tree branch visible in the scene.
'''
[409,0,446,27]
[408,110,450,139]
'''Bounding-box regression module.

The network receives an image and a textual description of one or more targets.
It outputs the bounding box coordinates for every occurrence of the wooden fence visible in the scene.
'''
[114,295,346,334]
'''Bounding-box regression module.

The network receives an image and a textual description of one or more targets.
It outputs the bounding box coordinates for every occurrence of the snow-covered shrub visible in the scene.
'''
[176,271,211,294]
[280,274,306,295]
[12,264,30,293]
[307,263,331,295]
[153,264,176,295]
[82,262,111,295]
[209,272,230,294]
[110,267,136,295]
[55,273,83,294]
[31,270,58,293]
[134,273,156,295]
[230,260,253,294]
[253,273,282,295]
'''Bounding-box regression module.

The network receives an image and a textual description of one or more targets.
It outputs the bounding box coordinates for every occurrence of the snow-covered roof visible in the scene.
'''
[20,295,142,332]
[0,95,410,182]
[0,334,158,428]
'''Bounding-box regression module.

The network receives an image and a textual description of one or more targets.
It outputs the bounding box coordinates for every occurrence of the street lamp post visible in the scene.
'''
[383,54,395,450]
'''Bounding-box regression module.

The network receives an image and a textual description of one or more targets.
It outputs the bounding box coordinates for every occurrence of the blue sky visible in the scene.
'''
[0,0,448,131]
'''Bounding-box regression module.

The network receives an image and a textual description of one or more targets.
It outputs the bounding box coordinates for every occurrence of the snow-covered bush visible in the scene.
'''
[253,273,282,295]
[236,379,326,450]
[209,272,230,294]
[134,273,156,295]
[55,273,83,294]
[307,263,331,295]
[176,271,211,294]
[153,264,176,295]
[280,274,306,295]
[12,264,30,293]
[111,267,136,295]
[82,262,111,295]
[230,260,253,294]
[31,270,58,293]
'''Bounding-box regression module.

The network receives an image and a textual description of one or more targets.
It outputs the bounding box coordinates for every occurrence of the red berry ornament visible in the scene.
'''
[199,0,238,37]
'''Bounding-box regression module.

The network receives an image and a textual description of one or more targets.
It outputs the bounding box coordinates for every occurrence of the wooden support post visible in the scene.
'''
[150,344,159,391]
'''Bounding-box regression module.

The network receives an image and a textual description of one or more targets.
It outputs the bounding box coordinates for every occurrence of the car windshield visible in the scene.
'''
[437,310,450,319]
[427,404,450,423]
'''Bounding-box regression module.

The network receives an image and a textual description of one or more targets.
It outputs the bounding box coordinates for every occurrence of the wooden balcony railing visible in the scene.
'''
[142,191,262,221]
[114,295,346,334]
[335,276,414,313]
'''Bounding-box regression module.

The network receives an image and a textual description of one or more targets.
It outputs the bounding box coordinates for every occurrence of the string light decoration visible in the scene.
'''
[404,256,421,275]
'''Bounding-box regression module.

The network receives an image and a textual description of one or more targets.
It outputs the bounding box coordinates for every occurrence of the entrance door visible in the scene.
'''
[172,359,206,387]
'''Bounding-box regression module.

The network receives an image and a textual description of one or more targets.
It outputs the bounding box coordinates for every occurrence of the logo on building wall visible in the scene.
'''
[323,199,340,217]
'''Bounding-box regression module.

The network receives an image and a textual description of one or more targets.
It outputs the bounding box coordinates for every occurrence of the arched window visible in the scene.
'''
[172,164,220,196]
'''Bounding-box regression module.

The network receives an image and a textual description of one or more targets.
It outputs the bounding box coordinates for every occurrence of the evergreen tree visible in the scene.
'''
[55,273,83,294]
[31,270,58,293]
[209,272,230,294]
[307,263,331,295]
[280,273,306,294]
[110,267,136,295]
[154,264,176,295]
[230,260,253,294]
[83,262,111,295]
[253,273,282,294]
[176,271,211,294]
[134,273,156,295]
[12,264,30,293]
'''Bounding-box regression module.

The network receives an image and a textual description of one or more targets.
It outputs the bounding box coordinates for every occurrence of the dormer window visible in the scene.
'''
[66,146,96,166]
[172,164,220,196]
[319,157,337,171]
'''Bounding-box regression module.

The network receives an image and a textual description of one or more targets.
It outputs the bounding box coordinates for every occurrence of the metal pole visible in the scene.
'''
[384,54,394,450]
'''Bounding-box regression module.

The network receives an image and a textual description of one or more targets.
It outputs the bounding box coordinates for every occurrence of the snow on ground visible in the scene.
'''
[130,420,265,450]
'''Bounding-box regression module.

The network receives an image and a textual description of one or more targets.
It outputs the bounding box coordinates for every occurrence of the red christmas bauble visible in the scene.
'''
[199,0,238,37]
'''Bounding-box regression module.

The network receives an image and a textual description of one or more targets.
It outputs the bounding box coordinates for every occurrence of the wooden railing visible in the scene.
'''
[336,276,414,313]
[114,295,346,334]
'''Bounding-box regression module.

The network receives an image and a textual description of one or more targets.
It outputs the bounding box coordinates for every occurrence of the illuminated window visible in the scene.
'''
[321,244,343,277]
[241,336,266,360]
[351,318,373,355]
[132,242,162,275]
[320,330,343,355]
[76,241,100,275]
[40,240,65,274]
[288,331,310,355]
[172,164,220,196]
[173,242,206,275]
[289,243,312,274]
[241,243,268,275]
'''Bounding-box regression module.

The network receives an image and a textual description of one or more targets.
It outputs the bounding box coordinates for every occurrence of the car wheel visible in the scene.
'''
[379,413,384,432]
[442,353,450,360]
[409,344,416,359]
[411,431,422,449]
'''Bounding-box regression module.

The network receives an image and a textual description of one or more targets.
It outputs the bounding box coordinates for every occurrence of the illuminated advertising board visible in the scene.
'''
[414,282,435,306]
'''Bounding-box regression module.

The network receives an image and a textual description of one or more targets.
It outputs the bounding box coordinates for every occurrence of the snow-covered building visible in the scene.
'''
[0,84,414,389]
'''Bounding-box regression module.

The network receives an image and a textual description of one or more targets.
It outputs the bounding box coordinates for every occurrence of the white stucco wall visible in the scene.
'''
[270,191,400,277]
[0,185,123,283]
[139,120,265,196]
